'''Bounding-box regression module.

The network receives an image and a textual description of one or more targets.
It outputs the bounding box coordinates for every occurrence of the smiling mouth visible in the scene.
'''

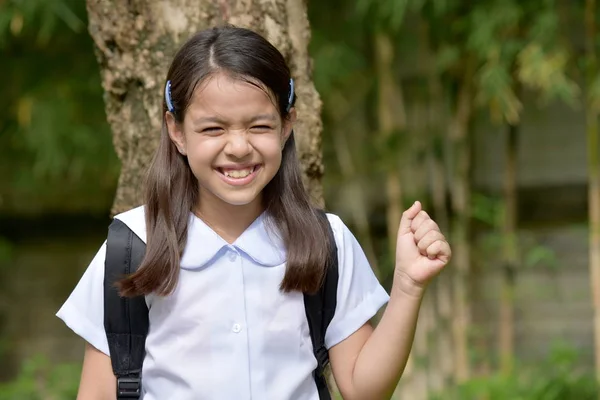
[216,165,261,179]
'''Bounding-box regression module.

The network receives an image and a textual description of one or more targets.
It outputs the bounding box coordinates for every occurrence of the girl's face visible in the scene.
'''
[166,72,294,211]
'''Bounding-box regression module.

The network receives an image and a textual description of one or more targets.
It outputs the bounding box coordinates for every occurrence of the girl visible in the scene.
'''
[57,26,451,400]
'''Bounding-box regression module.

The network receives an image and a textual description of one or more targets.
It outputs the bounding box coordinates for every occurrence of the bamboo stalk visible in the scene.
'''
[450,63,474,382]
[375,32,405,260]
[585,0,600,386]
[499,120,518,375]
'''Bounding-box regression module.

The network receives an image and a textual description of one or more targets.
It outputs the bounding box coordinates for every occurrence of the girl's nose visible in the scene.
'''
[224,131,252,159]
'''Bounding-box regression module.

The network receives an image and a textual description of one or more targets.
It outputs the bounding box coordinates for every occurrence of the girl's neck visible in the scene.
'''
[195,191,264,244]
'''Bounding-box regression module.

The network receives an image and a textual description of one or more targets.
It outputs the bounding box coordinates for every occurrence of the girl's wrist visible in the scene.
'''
[391,269,427,300]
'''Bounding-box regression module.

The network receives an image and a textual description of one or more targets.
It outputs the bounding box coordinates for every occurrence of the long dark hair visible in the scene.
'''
[119,26,333,297]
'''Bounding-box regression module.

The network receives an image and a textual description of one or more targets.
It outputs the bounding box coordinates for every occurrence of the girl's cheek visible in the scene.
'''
[250,133,283,149]
[195,136,226,149]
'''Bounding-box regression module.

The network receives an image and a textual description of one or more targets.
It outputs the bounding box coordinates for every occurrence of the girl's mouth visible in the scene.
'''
[216,165,261,186]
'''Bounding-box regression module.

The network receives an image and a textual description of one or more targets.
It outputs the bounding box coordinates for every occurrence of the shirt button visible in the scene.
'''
[232,323,242,333]
[228,251,237,262]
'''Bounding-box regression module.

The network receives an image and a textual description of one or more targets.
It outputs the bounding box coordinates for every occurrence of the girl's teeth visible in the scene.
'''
[224,168,253,178]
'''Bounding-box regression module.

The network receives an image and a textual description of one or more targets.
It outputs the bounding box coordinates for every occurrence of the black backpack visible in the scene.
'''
[103,212,338,400]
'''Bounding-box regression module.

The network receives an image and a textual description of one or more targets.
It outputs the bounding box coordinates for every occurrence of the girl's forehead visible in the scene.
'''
[190,73,277,110]
[184,73,280,123]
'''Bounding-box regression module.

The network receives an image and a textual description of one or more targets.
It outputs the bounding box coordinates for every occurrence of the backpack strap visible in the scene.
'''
[104,218,149,400]
[103,213,338,399]
[303,210,339,400]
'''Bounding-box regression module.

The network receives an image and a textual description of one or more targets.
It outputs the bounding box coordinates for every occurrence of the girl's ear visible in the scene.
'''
[165,112,187,155]
[282,108,297,146]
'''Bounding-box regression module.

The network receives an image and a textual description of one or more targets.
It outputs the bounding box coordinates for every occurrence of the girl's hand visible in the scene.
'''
[393,201,451,297]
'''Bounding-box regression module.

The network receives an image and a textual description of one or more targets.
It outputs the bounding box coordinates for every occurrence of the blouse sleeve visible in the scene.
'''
[324,214,390,349]
[56,242,110,355]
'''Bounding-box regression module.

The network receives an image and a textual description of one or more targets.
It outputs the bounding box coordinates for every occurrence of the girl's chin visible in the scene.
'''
[199,187,263,208]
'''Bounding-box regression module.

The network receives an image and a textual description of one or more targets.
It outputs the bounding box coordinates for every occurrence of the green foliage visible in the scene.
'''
[435,44,461,74]
[373,129,411,172]
[431,344,599,400]
[476,56,522,124]
[355,0,421,31]
[471,193,558,269]
[518,44,580,108]
[311,34,369,102]
[466,1,523,59]
[0,0,118,215]
[0,238,13,264]
[524,244,558,269]
[0,0,84,47]
[0,355,80,400]
[472,192,504,228]
[465,1,523,124]
[516,2,579,108]
[436,0,580,124]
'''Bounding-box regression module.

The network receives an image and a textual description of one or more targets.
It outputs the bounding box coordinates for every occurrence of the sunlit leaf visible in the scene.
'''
[16,97,32,128]
[517,44,580,107]
[9,12,23,36]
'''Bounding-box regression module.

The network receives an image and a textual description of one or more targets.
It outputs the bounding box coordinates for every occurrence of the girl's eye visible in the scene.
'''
[202,127,223,134]
[251,125,272,131]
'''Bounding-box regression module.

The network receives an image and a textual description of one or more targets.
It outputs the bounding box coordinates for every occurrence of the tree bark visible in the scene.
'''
[86,0,324,215]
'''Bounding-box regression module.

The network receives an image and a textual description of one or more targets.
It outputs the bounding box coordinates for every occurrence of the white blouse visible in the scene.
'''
[56,206,389,400]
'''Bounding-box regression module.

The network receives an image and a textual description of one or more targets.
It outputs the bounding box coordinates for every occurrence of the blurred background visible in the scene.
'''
[0,0,598,399]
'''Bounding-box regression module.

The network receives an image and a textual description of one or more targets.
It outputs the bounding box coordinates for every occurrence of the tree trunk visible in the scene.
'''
[499,118,518,375]
[584,0,600,384]
[86,0,324,215]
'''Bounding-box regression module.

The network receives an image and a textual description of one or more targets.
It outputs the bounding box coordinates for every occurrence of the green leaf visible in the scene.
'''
[435,44,460,73]
[517,44,580,107]
[476,58,522,124]
[471,192,504,227]
[354,0,415,31]
[52,1,84,33]
[524,245,557,269]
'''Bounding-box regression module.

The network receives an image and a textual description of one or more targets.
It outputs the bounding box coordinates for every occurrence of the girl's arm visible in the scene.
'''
[329,282,423,400]
[77,343,116,400]
[329,201,451,400]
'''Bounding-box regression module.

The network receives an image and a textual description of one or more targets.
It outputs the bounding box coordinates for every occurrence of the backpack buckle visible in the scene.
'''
[117,377,141,399]
[315,346,330,371]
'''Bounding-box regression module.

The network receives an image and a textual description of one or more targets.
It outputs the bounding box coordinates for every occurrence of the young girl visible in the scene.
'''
[57,26,451,400]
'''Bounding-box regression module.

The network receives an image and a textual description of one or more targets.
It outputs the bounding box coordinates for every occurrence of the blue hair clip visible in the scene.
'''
[286,78,295,112]
[165,80,174,113]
